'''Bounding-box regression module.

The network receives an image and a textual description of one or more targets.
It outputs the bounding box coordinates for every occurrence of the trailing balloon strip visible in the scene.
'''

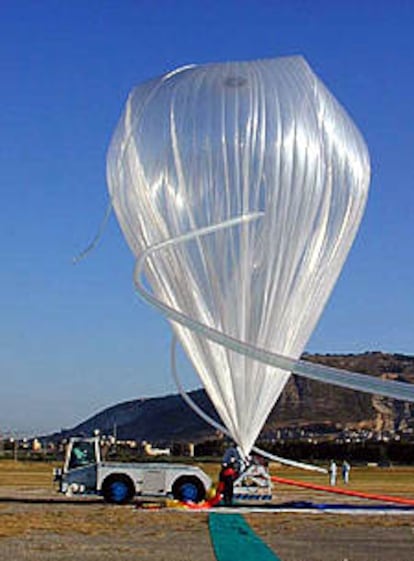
[271,475,414,506]
[134,214,414,411]
[133,213,414,474]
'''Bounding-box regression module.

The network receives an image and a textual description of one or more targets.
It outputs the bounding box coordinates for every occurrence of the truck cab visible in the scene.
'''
[55,437,212,505]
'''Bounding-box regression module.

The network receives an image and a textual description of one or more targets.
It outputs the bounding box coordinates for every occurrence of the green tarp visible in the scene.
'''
[209,513,281,561]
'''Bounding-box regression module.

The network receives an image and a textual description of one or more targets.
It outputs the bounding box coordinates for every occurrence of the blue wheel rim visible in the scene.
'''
[110,481,128,503]
[180,482,198,502]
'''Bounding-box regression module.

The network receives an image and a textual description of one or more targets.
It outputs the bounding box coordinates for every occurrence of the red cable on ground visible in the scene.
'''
[271,475,414,506]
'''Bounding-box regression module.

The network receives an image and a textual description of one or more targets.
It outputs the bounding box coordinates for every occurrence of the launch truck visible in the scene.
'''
[54,436,212,504]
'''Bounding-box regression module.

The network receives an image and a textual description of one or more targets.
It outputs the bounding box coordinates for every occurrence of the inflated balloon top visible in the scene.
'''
[107,56,370,456]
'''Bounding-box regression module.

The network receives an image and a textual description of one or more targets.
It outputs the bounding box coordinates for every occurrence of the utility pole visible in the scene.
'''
[13,438,18,462]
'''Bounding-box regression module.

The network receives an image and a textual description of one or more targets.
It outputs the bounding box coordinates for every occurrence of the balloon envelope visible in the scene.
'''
[107,57,370,456]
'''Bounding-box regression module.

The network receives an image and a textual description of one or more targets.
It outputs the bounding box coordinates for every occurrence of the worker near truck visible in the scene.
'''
[219,458,238,506]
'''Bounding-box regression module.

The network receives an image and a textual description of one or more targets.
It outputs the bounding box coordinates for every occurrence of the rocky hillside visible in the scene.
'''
[54,352,414,443]
[264,352,414,435]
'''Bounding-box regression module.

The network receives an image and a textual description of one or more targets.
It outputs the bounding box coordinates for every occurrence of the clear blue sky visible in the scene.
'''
[1,1,413,436]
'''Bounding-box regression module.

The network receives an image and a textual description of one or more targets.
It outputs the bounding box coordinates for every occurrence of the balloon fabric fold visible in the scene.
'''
[107,57,370,457]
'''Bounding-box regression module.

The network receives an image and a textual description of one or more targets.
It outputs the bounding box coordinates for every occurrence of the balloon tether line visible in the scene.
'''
[73,198,113,264]
[134,213,414,459]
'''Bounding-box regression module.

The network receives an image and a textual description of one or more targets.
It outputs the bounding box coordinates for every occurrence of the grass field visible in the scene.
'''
[2,458,414,496]
[0,459,414,560]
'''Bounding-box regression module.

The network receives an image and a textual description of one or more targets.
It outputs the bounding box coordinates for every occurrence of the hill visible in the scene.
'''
[53,352,414,443]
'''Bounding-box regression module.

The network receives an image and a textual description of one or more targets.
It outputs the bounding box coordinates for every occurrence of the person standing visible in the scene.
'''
[329,460,337,486]
[219,459,238,506]
[342,460,351,484]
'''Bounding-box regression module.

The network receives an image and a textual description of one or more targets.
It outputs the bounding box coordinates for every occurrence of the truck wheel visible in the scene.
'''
[102,474,135,505]
[172,476,206,503]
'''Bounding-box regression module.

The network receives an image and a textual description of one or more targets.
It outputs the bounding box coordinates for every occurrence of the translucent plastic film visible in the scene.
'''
[107,57,370,456]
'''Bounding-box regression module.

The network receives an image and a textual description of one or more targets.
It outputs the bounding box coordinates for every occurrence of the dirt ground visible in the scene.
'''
[1,462,414,560]
[248,513,414,561]
[1,502,414,561]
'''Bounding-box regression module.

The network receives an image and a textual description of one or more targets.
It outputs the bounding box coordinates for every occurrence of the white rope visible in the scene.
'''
[134,214,414,403]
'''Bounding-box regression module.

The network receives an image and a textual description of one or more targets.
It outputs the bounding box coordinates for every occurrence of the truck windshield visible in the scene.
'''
[69,441,96,469]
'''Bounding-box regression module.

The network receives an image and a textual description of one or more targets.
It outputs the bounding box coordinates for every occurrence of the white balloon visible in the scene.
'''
[107,57,370,456]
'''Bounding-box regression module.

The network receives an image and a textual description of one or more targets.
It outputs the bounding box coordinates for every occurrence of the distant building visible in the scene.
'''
[32,438,42,452]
